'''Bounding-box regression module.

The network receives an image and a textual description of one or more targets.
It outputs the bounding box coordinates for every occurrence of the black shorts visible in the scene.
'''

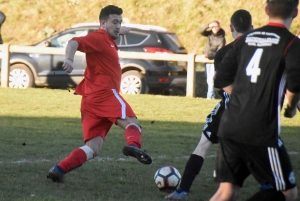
[214,137,296,191]
[202,91,229,144]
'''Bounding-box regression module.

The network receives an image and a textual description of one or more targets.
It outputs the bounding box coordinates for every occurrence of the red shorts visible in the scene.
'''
[80,89,136,142]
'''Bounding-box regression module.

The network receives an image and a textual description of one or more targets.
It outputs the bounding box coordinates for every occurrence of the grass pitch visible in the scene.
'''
[0,88,299,201]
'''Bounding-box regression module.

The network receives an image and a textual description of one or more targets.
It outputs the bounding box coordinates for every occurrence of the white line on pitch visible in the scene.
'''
[0,151,298,164]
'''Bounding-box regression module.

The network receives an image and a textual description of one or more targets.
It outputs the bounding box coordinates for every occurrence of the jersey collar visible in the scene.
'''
[235,35,243,41]
[267,22,287,29]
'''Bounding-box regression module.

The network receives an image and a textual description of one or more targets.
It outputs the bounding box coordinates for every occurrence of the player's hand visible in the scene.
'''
[284,105,296,118]
[119,26,131,35]
[62,58,74,73]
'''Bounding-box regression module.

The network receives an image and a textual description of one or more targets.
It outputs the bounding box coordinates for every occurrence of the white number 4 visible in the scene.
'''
[246,48,263,83]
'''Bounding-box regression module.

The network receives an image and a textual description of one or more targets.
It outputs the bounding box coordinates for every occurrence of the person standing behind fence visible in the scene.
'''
[199,20,225,99]
[0,11,6,44]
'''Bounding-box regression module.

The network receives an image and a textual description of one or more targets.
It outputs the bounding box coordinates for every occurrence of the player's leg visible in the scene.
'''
[165,99,225,199]
[193,133,213,156]
[164,134,213,200]
[47,107,112,182]
[104,90,152,164]
[210,182,240,201]
[117,116,152,164]
[282,187,298,201]
[117,117,142,148]
[180,134,213,191]
[241,139,297,201]
[210,138,250,201]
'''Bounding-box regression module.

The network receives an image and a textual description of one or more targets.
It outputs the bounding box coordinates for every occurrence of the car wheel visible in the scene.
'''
[121,70,149,94]
[9,64,34,88]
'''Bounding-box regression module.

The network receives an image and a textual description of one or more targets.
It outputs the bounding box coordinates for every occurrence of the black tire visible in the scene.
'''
[9,64,34,88]
[121,70,149,94]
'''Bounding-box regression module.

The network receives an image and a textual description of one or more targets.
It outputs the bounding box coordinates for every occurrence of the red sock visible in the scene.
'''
[125,124,142,148]
[58,148,87,173]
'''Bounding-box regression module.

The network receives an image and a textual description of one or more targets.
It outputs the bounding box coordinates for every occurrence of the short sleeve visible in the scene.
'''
[72,31,103,53]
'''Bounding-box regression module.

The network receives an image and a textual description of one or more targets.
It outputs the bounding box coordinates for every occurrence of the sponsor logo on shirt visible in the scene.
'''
[245,31,280,47]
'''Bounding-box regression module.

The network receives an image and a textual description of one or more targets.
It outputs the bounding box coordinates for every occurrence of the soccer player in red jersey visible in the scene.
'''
[47,5,152,183]
[210,0,300,201]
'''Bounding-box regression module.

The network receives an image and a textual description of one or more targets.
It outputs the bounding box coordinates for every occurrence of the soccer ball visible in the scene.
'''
[154,166,181,190]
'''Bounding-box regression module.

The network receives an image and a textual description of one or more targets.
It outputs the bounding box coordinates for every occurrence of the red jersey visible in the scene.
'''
[72,29,121,95]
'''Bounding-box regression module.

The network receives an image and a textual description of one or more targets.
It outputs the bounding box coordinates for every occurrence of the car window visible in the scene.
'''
[160,33,185,49]
[50,29,88,47]
[124,31,149,46]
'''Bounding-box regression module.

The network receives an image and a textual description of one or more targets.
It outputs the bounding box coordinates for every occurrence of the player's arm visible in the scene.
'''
[214,44,232,94]
[284,39,300,117]
[284,91,300,118]
[62,40,79,73]
[214,45,238,92]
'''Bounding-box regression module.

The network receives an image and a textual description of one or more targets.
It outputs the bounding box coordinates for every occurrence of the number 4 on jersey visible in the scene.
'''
[246,48,263,83]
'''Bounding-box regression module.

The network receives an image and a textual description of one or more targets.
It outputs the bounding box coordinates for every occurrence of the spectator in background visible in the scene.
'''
[200,20,225,99]
[0,11,6,44]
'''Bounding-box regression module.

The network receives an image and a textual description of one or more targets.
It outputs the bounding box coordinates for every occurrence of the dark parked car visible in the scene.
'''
[2,23,188,94]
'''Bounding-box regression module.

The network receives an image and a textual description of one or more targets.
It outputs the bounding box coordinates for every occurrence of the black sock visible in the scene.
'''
[246,189,285,201]
[177,154,204,192]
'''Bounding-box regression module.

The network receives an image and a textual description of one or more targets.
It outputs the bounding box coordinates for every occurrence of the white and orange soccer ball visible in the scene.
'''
[154,166,181,190]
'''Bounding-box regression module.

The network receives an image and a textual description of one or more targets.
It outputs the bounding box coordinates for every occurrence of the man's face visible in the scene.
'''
[100,14,122,39]
[211,22,220,34]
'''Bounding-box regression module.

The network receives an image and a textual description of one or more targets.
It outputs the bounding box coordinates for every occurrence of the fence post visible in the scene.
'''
[1,43,10,88]
[186,53,196,97]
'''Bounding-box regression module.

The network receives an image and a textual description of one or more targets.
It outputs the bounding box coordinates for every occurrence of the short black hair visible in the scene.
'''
[230,9,252,33]
[267,0,299,19]
[99,5,123,21]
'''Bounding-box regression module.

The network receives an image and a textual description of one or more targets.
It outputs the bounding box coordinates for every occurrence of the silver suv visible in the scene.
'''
[5,23,188,94]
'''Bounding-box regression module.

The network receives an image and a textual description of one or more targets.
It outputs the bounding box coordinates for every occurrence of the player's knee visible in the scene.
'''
[210,190,238,201]
[126,123,142,132]
[79,145,95,160]
[84,136,103,157]
[221,184,240,201]
[283,187,298,201]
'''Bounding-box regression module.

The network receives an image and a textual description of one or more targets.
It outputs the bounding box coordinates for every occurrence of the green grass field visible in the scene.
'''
[0,88,299,201]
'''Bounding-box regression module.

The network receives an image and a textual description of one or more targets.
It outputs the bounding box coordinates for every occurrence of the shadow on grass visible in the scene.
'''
[0,115,299,201]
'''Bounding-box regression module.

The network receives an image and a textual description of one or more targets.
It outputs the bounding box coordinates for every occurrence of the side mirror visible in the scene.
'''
[44,41,51,47]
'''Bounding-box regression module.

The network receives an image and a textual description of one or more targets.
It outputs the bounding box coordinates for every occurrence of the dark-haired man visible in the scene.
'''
[164,9,253,200]
[210,0,300,201]
[47,5,152,183]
